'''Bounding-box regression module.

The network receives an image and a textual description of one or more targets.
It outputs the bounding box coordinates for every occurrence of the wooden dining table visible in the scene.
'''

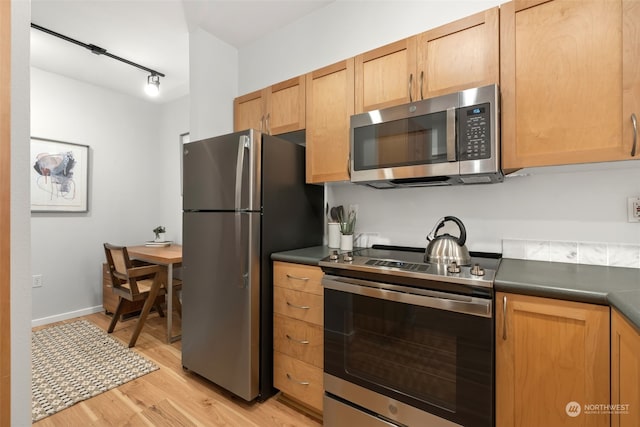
[127,244,182,343]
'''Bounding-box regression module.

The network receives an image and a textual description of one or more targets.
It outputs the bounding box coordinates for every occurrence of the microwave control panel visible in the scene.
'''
[458,103,491,161]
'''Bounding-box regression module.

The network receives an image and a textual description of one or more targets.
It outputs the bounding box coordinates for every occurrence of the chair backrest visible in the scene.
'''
[103,243,138,297]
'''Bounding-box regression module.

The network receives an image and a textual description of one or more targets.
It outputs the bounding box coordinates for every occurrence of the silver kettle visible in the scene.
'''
[424,216,471,265]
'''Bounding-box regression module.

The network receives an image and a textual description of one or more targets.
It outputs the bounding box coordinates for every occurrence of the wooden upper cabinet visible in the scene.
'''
[267,76,306,135]
[501,0,640,172]
[305,59,354,183]
[623,0,640,160]
[234,89,265,132]
[354,38,417,113]
[496,293,610,427]
[233,75,305,135]
[416,6,499,99]
[354,7,499,114]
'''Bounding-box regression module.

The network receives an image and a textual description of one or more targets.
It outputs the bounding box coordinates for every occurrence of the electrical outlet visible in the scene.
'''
[628,197,640,222]
[628,198,640,222]
[32,274,43,288]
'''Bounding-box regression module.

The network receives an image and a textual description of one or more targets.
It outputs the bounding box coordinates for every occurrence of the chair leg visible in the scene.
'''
[108,298,125,333]
[128,284,162,348]
[173,290,182,319]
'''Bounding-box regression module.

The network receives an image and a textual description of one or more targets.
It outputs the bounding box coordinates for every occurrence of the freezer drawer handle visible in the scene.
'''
[286,274,309,281]
[286,301,310,310]
[286,334,309,345]
[286,373,310,385]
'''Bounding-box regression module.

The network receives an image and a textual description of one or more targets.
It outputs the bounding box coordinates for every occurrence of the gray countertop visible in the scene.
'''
[270,246,335,266]
[271,247,640,332]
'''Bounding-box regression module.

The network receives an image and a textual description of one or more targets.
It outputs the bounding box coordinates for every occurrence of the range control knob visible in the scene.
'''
[470,263,485,276]
[447,261,461,274]
[329,250,339,261]
[343,252,354,262]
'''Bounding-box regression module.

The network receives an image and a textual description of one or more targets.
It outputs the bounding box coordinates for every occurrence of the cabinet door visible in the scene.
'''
[416,7,499,99]
[623,0,640,160]
[233,89,265,132]
[354,38,417,113]
[496,292,610,427]
[305,59,354,183]
[611,309,640,427]
[501,0,633,171]
[267,76,305,135]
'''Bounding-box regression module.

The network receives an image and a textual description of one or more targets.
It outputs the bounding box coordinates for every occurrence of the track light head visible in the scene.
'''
[145,74,160,97]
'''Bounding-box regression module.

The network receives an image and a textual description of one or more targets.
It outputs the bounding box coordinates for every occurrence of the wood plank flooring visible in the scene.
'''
[33,310,322,426]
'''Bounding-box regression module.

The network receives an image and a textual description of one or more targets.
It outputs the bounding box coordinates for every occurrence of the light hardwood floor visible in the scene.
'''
[33,310,323,427]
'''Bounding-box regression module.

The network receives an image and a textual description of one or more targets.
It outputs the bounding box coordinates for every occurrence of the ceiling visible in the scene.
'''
[30,0,334,104]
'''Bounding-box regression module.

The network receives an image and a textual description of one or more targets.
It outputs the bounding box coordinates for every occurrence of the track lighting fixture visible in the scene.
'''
[31,23,166,97]
[145,74,160,97]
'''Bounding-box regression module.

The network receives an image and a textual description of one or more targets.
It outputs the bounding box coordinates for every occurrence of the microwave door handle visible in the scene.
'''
[446,107,457,162]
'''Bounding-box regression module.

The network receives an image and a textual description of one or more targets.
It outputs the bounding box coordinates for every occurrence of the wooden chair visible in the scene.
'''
[103,243,166,347]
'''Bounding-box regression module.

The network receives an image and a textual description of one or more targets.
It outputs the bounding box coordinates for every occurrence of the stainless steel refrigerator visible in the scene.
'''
[181,129,323,402]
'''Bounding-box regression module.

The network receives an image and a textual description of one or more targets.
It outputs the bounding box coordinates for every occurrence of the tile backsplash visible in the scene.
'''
[502,239,640,269]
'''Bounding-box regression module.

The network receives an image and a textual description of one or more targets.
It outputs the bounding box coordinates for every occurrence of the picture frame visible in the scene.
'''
[30,137,89,212]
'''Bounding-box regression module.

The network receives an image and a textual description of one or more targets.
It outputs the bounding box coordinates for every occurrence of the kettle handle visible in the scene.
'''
[427,216,467,246]
[444,216,467,246]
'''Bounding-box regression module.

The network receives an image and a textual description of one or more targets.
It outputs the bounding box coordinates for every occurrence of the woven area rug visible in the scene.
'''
[32,320,158,422]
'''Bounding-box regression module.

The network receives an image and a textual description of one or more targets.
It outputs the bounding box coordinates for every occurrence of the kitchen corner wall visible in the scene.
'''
[30,68,189,324]
[327,162,640,255]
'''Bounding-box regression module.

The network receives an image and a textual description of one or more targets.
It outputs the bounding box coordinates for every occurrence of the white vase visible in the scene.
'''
[155,233,165,242]
[340,234,353,251]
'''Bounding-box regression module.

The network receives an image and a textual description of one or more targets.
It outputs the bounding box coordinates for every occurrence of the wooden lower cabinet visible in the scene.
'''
[273,261,323,415]
[611,309,640,427]
[496,292,610,427]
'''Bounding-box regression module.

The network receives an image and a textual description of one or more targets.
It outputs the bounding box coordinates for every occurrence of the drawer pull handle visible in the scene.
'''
[286,373,310,385]
[286,334,309,345]
[286,301,310,310]
[286,274,310,281]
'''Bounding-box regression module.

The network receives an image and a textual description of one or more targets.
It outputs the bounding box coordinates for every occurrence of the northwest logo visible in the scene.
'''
[566,401,581,417]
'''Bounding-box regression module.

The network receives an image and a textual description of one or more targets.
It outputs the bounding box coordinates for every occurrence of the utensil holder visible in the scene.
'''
[340,234,353,251]
[328,223,340,248]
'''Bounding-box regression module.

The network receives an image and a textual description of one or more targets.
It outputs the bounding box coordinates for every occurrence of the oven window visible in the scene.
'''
[324,287,493,426]
[353,111,448,171]
[345,297,457,411]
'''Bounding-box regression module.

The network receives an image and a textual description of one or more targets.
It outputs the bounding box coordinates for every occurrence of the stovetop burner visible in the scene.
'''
[319,244,501,290]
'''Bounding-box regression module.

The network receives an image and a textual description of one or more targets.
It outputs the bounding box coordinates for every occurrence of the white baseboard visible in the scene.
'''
[32,305,104,327]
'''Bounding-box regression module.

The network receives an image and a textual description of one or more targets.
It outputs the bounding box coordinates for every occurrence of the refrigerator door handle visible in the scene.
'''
[235,135,251,211]
[234,212,250,289]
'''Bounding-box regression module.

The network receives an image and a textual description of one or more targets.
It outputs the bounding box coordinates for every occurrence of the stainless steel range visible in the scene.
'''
[319,245,499,427]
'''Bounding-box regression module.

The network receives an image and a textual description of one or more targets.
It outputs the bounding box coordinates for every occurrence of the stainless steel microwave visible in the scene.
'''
[349,84,503,188]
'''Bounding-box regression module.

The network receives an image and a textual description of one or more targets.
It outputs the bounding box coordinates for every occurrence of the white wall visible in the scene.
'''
[158,94,189,243]
[189,28,237,141]
[12,0,33,424]
[30,68,188,324]
[231,0,640,257]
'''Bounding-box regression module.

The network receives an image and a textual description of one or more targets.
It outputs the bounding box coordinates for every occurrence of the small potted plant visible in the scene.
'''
[153,226,166,242]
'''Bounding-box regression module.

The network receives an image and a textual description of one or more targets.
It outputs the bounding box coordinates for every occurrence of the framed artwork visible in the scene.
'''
[30,137,89,212]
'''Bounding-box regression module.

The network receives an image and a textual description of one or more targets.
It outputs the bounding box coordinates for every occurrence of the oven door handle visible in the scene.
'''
[323,275,492,318]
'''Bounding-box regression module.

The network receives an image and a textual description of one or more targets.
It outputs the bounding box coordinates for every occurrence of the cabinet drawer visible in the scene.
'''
[273,261,323,295]
[274,351,323,413]
[274,313,323,369]
[274,287,323,326]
